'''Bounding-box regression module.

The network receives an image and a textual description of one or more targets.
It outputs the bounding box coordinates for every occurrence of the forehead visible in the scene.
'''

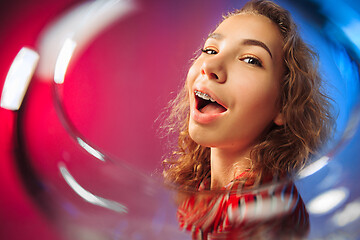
[213,13,284,58]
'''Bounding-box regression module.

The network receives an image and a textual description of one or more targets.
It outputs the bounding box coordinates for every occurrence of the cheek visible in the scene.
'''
[233,78,280,116]
[185,67,196,92]
[258,84,279,105]
[250,73,280,100]
[187,61,200,81]
[186,62,202,94]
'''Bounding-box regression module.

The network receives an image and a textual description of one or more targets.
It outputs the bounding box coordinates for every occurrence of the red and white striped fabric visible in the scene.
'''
[177,171,309,239]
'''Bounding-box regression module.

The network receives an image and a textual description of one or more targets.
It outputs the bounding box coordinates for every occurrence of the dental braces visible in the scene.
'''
[195,90,216,102]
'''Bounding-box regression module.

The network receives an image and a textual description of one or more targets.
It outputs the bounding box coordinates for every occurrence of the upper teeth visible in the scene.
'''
[195,90,215,102]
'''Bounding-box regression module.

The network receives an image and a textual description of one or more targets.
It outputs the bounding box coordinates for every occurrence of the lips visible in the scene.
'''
[191,89,228,124]
[195,90,227,113]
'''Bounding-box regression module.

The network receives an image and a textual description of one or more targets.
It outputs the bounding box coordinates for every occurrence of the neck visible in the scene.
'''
[210,147,252,189]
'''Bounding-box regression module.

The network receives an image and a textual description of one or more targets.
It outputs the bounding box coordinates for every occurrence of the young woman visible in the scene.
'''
[162,0,333,238]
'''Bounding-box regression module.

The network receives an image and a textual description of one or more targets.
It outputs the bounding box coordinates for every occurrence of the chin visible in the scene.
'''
[189,127,206,146]
[189,128,216,148]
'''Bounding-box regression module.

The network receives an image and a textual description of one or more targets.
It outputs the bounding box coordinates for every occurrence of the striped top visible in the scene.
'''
[177,171,309,239]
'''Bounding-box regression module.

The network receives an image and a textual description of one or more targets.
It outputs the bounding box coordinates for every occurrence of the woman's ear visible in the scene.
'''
[274,112,284,126]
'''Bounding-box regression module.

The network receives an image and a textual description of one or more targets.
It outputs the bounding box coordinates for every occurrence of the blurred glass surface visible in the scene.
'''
[0,0,360,239]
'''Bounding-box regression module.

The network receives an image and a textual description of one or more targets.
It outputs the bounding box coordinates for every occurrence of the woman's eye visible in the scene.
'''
[242,56,263,67]
[201,48,218,55]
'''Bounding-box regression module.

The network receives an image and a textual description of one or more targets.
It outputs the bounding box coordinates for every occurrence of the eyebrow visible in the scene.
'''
[207,33,273,59]
[242,39,273,59]
[207,32,223,40]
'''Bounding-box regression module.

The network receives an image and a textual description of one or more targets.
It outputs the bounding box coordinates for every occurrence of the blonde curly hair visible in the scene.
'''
[162,0,333,190]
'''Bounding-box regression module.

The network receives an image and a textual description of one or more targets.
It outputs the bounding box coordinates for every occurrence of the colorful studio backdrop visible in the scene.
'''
[0,0,359,239]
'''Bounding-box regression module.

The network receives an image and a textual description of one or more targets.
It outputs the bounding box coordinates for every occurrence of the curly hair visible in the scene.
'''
[162,0,333,190]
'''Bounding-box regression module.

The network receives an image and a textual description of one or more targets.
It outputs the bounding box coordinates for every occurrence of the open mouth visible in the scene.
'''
[195,90,227,114]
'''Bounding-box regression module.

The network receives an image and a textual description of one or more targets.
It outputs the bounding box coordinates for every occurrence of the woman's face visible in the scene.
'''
[187,13,285,152]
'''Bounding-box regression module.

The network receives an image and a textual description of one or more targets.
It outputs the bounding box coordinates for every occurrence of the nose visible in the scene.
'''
[200,56,226,83]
